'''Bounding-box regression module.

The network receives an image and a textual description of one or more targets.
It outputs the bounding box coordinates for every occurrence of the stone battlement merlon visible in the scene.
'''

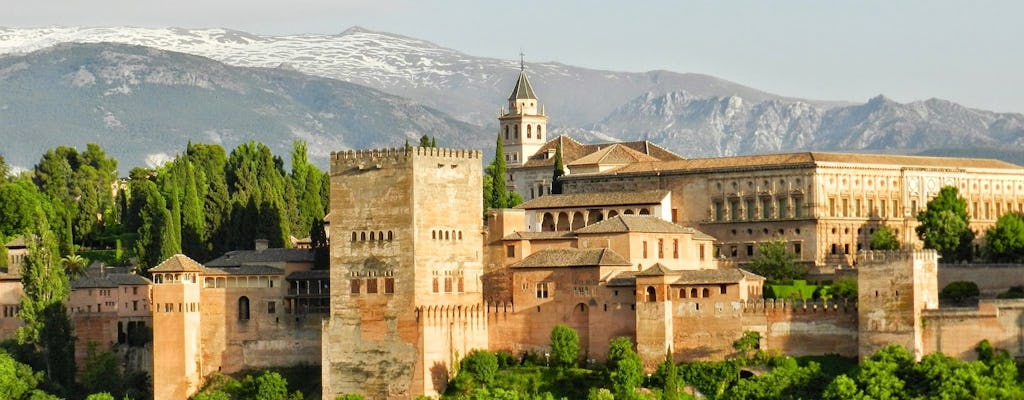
[330,147,481,163]
[741,298,857,314]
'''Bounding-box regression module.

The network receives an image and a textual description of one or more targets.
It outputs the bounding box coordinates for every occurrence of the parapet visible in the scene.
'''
[741,298,857,314]
[857,249,938,266]
[330,147,483,173]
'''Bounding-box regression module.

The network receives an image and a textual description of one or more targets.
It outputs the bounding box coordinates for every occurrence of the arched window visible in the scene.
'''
[690,288,698,298]
[679,288,686,298]
[515,125,519,139]
[378,231,384,241]
[702,288,710,298]
[351,232,357,242]
[361,232,366,241]
[646,286,657,302]
[505,125,509,140]
[527,125,532,138]
[388,231,394,241]
[537,125,542,139]
[369,231,375,241]
[238,296,250,321]
[432,230,436,239]
[458,231,463,240]
[444,231,450,240]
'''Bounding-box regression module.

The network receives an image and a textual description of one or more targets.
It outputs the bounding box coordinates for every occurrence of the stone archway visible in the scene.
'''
[568,302,590,362]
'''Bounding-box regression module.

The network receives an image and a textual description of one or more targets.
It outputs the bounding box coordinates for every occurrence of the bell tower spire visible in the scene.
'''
[499,54,548,169]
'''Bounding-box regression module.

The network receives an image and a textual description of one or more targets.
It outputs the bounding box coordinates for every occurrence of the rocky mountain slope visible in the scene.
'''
[0,42,487,169]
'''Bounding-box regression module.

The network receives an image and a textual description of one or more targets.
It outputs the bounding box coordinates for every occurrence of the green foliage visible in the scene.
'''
[605,337,643,400]
[225,142,292,249]
[81,342,125,398]
[678,361,740,399]
[763,280,817,300]
[334,395,365,400]
[916,186,974,261]
[869,226,901,250]
[586,388,614,400]
[0,349,51,400]
[732,331,761,357]
[830,277,858,300]
[940,281,980,304]
[722,359,827,400]
[487,135,510,209]
[419,135,438,148]
[461,350,499,388]
[84,393,116,400]
[132,179,174,269]
[747,240,806,281]
[551,141,564,195]
[997,285,1024,299]
[0,179,52,240]
[549,325,580,368]
[984,212,1024,262]
[660,350,681,400]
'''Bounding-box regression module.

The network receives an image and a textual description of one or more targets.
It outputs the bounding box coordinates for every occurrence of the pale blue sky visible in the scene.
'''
[4,0,1023,112]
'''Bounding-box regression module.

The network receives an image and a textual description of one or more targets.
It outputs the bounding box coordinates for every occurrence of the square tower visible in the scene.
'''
[322,147,487,399]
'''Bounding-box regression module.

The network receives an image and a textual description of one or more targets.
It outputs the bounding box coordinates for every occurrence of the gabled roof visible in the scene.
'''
[205,248,314,267]
[515,190,669,210]
[72,273,151,289]
[521,135,683,169]
[637,263,673,276]
[4,236,28,248]
[672,269,764,285]
[511,248,631,269]
[286,270,330,280]
[568,144,660,167]
[508,70,537,101]
[602,152,1024,176]
[502,231,576,241]
[574,215,695,235]
[149,254,204,273]
[203,265,284,276]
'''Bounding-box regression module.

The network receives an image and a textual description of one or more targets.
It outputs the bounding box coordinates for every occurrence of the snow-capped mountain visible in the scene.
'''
[0,26,819,127]
[0,42,487,169]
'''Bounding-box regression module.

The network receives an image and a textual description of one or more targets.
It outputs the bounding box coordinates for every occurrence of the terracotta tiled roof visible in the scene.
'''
[574,215,707,237]
[508,70,538,101]
[71,273,151,289]
[568,144,661,167]
[671,268,764,285]
[511,248,631,269]
[637,263,673,276]
[71,276,118,289]
[502,231,577,241]
[515,190,669,210]
[521,135,682,169]
[602,152,1023,176]
[606,271,639,287]
[205,248,314,267]
[149,254,205,273]
[286,270,330,280]
[203,265,284,276]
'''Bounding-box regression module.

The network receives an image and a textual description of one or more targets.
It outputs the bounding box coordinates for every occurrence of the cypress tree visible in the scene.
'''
[551,140,565,194]
[490,135,509,209]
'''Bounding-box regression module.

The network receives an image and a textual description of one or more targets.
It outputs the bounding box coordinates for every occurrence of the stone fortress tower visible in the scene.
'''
[149,255,204,400]
[322,147,488,399]
[499,57,548,169]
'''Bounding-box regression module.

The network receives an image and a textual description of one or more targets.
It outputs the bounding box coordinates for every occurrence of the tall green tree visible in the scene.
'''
[747,240,806,281]
[488,135,510,209]
[549,325,579,368]
[290,141,327,238]
[916,186,974,261]
[983,212,1024,262]
[225,142,291,249]
[16,208,75,394]
[134,180,174,269]
[551,141,564,195]
[869,226,901,251]
[0,178,52,239]
[0,154,9,180]
[0,349,60,400]
[186,143,230,255]
[606,337,643,400]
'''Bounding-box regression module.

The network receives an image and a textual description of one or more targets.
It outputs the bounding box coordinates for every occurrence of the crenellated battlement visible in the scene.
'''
[741,298,857,315]
[857,249,938,266]
[330,147,482,170]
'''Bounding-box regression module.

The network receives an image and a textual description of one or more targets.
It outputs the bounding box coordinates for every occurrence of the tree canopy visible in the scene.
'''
[549,325,580,368]
[983,212,1024,262]
[869,226,900,251]
[916,186,974,261]
[746,240,806,281]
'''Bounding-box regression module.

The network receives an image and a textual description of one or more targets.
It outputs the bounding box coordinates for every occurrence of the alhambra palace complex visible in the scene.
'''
[3,69,1024,399]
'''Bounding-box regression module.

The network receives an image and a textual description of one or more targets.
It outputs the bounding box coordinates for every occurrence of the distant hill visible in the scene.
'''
[0,42,488,169]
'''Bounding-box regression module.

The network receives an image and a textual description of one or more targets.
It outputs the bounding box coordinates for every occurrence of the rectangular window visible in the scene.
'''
[133,300,138,311]
[984,202,990,219]
[881,200,887,217]
[673,239,679,259]
[730,200,740,221]
[267,301,276,314]
[746,245,754,257]
[444,277,453,293]
[699,244,705,261]
[842,198,849,217]
[432,278,439,293]
[132,287,138,295]
[458,277,465,293]
[658,239,664,258]
[671,208,678,223]
[384,278,395,294]
[794,243,802,255]
[506,245,515,258]
[829,198,836,217]
[367,279,378,294]
[855,199,862,217]
[893,200,899,218]
[720,284,727,295]
[868,199,875,217]
[350,279,360,295]
[713,201,724,221]
[642,241,648,258]
[746,199,756,220]
[762,198,772,219]
[912,200,919,215]
[777,198,788,219]
[536,282,549,299]
[793,197,803,218]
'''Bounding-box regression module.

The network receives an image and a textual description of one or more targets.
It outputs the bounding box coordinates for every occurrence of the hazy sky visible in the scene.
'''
[5,0,1023,112]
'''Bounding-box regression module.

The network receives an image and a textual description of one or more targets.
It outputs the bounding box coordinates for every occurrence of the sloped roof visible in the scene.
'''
[515,190,669,210]
[502,231,577,241]
[637,263,674,276]
[511,248,631,269]
[71,276,118,289]
[568,144,661,167]
[203,265,284,276]
[672,269,764,285]
[508,70,537,101]
[286,270,330,280]
[149,254,205,273]
[603,152,1023,176]
[72,273,151,289]
[574,215,693,235]
[205,248,314,267]
[4,236,28,248]
[521,135,682,169]
[606,271,639,287]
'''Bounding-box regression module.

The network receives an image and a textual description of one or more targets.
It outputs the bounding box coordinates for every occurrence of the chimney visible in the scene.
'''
[254,239,269,251]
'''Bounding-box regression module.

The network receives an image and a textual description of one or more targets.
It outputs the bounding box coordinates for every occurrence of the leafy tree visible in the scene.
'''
[549,325,579,368]
[488,136,510,209]
[869,226,900,250]
[461,350,499,388]
[606,337,643,400]
[334,395,366,400]
[551,141,564,195]
[747,240,806,281]
[133,180,174,269]
[80,343,124,398]
[310,218,329,269]
[290,141,327,241]
[0,349,58,400]
[940,281,979,305]
[997,285,1024,299]
[16,210,75,394]
[732,331,761,358]
[660,350,680,400]
[830,277,858,300]
[586,388,614,400]
[983,212,1024,262]
[722,358,826,400]
[225,142,291,249]
[238,371,302,400]
[186,143,231,255]
[419,135,433,148]
[916,186,973,261]
[0,178,51,239]
[84,394,115,400]
[60,254,89,280]
[0,154,8,179]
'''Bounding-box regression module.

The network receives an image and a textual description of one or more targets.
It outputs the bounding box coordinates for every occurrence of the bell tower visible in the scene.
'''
[499,54,548,168]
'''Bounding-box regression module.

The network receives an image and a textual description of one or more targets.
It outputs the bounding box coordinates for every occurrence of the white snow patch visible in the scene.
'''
[145,152,174,168]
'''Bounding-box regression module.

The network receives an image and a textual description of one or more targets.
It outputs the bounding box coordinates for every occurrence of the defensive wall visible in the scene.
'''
[938,264,1024,297]
[921,299,1024,360]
